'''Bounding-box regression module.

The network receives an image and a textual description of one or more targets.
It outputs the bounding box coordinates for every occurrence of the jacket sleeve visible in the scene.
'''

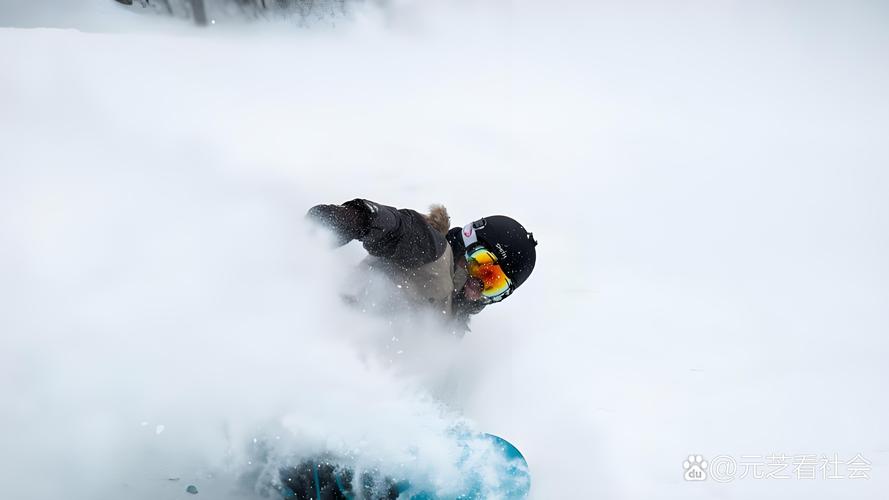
[347,199,448,269]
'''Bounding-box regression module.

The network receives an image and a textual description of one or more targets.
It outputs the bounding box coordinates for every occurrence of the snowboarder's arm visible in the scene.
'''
[357,200,448,268]
[307,199,447,268]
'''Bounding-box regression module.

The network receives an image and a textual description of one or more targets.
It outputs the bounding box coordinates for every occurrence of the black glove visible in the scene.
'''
[306,199,372,246]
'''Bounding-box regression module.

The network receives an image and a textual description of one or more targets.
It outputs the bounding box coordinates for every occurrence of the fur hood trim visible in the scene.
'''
[425,204,450,235]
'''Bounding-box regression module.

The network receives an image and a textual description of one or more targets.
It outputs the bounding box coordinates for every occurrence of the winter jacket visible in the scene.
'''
[333,199,486,330]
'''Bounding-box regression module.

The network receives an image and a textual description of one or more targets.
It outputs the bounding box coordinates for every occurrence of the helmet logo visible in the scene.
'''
[495,243,507,259]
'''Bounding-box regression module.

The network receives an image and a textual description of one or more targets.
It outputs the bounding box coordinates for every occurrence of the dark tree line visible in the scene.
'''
[114,0,353,25]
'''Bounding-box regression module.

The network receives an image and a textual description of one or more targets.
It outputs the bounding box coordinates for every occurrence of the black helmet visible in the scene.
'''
[449,215,538,290]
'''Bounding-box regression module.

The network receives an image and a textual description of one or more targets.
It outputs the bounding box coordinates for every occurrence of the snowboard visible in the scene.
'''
[278,433,530,499]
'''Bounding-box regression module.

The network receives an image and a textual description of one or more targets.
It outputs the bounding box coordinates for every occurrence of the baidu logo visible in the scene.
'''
[683,454,709,481]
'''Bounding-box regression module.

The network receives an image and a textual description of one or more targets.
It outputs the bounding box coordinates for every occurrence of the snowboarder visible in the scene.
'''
[307,199,537,331]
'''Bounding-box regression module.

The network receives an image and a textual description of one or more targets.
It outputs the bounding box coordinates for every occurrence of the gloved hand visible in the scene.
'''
[306,199,371,246]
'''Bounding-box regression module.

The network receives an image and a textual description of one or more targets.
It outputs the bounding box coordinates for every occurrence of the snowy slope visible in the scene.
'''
[1,1,888,499]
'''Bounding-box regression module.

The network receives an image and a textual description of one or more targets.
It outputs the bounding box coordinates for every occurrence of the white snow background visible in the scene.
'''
[1,1,888,499]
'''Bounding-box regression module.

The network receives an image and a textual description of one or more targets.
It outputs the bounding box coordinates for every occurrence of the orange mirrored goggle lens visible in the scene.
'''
[466,247,512,299]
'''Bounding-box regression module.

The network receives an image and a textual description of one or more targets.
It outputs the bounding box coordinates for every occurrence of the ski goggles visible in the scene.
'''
[462,222,514,303]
